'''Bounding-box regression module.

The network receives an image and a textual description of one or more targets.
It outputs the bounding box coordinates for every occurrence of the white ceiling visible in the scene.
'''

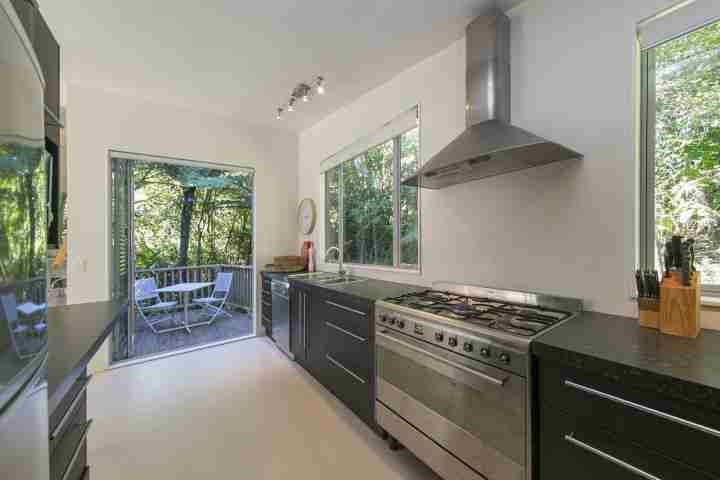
[39,0,525,131]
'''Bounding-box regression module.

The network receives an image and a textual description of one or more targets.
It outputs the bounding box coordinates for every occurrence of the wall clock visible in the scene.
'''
[298,198,317,235]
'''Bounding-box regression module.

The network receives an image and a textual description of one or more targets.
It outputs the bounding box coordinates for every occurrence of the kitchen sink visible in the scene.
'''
[317,276,366,286]
[289,272,366,286]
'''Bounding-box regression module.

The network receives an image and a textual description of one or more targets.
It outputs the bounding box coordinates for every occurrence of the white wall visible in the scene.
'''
[298,0,696,319]
[65,84,299,370]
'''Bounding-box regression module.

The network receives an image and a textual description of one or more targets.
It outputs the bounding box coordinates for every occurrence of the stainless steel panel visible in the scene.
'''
[0,0,48,410]
[376,402,484,480]
[271,287,292,358]
[378,380,524,480]
[403,10,582,190]
[376,329,525,472]
[0,354,49,480]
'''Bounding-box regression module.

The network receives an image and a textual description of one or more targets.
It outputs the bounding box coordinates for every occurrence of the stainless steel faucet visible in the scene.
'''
[325,246,346,276]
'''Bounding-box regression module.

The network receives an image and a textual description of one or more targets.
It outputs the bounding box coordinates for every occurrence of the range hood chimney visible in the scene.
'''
[405,11,581,189]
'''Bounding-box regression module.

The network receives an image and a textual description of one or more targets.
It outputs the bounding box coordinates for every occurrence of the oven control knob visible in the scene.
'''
[448,337,458,347]
[499,353,511,364]
[397,319,406,329]
[480,347,491,358]
[434,332,444,342]
[463,342,473,353]
[380,315,388,323]
[388,317,396,326]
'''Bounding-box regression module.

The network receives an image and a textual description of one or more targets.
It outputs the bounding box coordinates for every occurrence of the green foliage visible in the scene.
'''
[654,20,720,282]
[133,162,253,270]
[0,140,46,281]
[327,128,419,267]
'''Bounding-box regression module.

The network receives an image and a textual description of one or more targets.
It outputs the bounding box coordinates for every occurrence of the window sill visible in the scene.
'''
[701,296,720,310]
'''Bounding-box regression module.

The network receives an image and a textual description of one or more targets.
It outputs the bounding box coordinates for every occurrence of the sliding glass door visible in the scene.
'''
[110,152,256,363]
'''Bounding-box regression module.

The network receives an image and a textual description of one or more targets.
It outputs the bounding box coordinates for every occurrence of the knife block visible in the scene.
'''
[659,271,701,338]
[638,297,660,329]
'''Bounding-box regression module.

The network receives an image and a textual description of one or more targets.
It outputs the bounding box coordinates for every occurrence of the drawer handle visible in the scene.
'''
[564,380,720,439]
[51,375,92,440]
[564,433,661,480]
[326,354,366,384]
[61,419,93,480]
[325,300,366,317]
[326,321,367,342]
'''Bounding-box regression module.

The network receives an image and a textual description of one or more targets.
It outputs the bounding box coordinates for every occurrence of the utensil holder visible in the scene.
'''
[638,297,660,329]
[659,271,701,338]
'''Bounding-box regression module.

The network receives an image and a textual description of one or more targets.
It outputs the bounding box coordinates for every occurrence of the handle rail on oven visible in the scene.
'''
[377,329,508,387]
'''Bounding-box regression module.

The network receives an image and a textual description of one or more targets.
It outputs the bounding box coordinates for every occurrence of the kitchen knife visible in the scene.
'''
[635,270,645,298]
[653,270,660,298]
[644,270,655,298]
[672,235,683,269]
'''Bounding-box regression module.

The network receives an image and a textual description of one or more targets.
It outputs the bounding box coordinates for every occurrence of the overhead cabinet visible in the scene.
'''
[10,0,61,131]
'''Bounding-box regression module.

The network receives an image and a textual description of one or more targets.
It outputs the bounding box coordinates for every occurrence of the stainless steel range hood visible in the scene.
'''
[404,11,581,189]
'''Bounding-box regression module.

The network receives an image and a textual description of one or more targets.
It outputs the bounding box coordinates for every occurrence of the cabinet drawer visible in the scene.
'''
[539,362,720,477]
[321,297,370,340]
[324,352,373,425]
[50,374,90,436]
[325,322,371,382]
[539,415,715,480]
[51,397,91,480]
[61,443,87,480]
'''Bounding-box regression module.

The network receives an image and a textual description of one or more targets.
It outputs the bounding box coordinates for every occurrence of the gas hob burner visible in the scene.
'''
[383,289,572,337]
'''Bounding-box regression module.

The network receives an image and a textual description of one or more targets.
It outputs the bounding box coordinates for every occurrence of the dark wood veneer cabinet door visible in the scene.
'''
[33,12,60,121]
[535,359,720,480]
[290,286,306,364]
[10,0,35,40]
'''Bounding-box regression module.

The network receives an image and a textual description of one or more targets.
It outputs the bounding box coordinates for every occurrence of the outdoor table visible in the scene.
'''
[155,282,214,332]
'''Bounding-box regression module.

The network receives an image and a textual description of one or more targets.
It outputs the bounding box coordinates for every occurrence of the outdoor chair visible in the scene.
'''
[192,272,233,324]
[134,278,179,334]
[1,293,46,359]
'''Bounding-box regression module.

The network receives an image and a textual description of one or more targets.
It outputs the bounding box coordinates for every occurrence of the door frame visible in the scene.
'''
[108,150,257,365]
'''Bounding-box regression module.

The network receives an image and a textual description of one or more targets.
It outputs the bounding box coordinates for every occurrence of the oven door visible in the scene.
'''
[376,328,526,480]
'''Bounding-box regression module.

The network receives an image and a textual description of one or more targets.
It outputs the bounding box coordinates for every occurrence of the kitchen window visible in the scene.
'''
[324,107,420,269]
[639,3,720,291]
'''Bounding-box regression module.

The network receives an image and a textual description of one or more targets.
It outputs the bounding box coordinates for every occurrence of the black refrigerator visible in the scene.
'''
[0,0,50,479]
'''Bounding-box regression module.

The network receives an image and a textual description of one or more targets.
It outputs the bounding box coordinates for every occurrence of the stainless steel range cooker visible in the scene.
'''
[375,283,582,480]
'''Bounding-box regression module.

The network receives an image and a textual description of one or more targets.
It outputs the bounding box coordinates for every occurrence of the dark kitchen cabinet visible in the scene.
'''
[289,281,375,427]
[9,0,61,127]
[260,273,273,338]
[50,371,91,480]
[291,284,326,381]
[535,358,720,480]
[10,0,35,39]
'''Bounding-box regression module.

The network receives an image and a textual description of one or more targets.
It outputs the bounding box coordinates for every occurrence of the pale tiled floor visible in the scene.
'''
[88,337,440,479]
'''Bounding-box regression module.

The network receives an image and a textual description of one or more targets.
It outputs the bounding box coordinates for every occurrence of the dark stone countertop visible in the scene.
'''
[288,276,425,302]
[48,299,127,415]
[533,311,720,412]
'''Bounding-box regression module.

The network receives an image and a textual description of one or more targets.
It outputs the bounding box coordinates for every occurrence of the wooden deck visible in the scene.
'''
[131,307,253,359]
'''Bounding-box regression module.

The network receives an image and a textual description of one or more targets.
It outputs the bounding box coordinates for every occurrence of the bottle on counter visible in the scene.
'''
[308,245,316,272]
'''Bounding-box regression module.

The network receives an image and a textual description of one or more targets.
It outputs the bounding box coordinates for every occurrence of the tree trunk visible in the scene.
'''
[178,186,196,274]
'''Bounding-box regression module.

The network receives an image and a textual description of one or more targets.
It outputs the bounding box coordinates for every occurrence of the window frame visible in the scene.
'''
[324,127,421,271]
[638,28,720,296]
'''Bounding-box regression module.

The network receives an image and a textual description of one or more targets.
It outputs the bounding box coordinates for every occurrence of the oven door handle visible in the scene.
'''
[377,330,508,387]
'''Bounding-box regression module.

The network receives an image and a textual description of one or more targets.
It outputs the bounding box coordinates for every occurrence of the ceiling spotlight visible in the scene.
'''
[275,76,326,117]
